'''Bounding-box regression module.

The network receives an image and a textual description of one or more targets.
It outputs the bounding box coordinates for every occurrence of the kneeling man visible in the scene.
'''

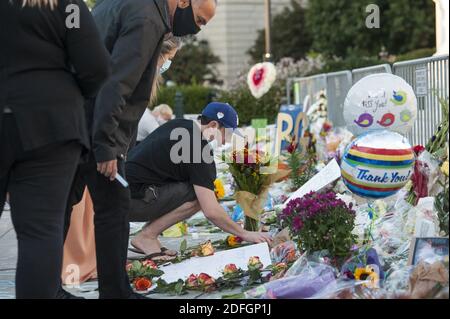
[126,102,271,260]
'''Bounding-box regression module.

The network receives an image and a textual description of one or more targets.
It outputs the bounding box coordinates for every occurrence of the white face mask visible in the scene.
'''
[208,139,219,151]
[160,59,172,74]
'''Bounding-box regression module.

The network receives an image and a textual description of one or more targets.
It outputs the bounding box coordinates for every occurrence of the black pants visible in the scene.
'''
[130,182,196,223]
[64,158,132,299]
[0,114,81,299]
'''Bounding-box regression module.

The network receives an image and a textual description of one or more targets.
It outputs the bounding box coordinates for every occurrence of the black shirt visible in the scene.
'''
[126,119,217,197]
[0,0,110,151]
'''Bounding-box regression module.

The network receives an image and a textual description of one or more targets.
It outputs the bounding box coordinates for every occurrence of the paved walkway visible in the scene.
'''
[0,209,238,299]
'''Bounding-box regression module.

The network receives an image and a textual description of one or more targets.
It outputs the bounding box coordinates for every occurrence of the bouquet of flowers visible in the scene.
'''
[280,191,356,258]
[224,145,289,231]
[406,98,449,206]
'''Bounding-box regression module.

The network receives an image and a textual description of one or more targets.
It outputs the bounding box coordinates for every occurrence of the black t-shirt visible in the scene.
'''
[126,119,217,197]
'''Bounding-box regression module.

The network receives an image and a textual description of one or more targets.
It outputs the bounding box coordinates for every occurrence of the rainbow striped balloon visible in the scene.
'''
[341,130,415,199]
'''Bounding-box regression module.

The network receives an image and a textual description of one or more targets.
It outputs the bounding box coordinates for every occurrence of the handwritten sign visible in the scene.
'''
[361,90,388,113]
[281,159,341,209]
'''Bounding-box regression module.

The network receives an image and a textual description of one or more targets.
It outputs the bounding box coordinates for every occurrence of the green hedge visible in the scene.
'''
[155,84,217,114]
[156,84,283,125]
[218,85,283,125]
[395,48,436,62]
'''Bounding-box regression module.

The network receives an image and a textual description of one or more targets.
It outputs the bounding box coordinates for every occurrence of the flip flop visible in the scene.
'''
[143,252,177,262]
[128,245,145,254]
[129,245,177,256]
[161,247,177,256]
[128,251,176,262]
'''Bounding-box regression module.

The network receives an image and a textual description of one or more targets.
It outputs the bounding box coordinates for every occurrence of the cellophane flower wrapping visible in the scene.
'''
[244,253,336,299]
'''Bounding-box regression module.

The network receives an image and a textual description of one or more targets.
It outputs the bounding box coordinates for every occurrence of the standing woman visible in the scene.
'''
[0,0,110,298]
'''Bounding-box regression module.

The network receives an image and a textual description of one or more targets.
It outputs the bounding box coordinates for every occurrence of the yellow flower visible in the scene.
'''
[214,179,225,199]
[200,240,215,256]
[441,161,449,177]
[226,235,243,247]
[354,266,380,289]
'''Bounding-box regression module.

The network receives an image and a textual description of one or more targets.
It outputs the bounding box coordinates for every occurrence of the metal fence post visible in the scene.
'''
[174,91,184,119]
[326,71,353,127]
[351,64,392,84]
[393,55,449,146]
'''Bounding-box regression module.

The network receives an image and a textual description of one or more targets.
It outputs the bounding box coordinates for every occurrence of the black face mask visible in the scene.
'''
[172,1,201,36]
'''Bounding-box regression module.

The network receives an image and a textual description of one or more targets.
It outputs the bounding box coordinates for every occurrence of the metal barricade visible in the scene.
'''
[352,64,392,84]
[326,71,352,127]
[286,74,327,110]
[393,55,449,146]
[285,56,448,143]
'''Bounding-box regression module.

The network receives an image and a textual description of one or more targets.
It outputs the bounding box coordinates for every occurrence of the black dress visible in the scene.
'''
[0,0,110,299]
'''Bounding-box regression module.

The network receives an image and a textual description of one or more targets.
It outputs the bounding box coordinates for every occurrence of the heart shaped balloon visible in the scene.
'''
[247,62,277,99]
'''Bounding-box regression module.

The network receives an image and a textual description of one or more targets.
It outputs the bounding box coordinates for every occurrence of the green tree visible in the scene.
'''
[306,0,387,59]
[306,0,435,59]
[248,0,312,63]
[384,0,436,54]
[164,37,222,85]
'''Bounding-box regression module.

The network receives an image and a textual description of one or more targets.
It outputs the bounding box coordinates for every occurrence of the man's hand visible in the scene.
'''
[97,159,117,181]
[241,231,272,245]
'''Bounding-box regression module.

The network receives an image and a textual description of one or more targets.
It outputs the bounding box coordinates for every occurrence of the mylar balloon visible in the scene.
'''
[343,73,417,136]
[341,130,415,199]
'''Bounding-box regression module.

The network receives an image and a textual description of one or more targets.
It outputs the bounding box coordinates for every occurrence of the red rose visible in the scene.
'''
[323,122,332,132]
[287,142,297,154]
[186,274,199,288]
[413,145,425,156]
[223,263,238,275]
[247,256,263,271]
[134,277,152,291]
[197,273,215,286]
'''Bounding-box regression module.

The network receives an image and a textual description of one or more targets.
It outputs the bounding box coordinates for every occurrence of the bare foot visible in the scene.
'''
[131,235,174,262]
[156,239,177,256]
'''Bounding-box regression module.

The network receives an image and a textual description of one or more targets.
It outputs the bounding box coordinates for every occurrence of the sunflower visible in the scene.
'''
[354,266,380,289]
[214,179,225,199]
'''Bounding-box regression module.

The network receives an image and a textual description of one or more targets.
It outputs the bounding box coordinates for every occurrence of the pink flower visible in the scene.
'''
[186,274,199,288]
[142,259,158,269]
[197,273,215,286]
[248,256,263,271]
[125,263,133,272]
[223,263,239,275]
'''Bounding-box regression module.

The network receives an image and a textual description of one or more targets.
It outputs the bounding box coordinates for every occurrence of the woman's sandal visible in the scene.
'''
[129,244,177,257]
[128,251,176,262]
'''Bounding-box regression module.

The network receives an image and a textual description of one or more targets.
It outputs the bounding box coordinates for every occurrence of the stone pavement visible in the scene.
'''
[0,208,240,299]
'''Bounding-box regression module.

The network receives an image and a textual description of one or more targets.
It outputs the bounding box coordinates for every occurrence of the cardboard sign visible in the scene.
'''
[159,243,271,283]
[275,104,308,156]
[281,159,342,209]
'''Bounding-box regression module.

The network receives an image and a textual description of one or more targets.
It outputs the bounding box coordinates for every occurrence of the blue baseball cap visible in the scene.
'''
[201,102,240,130]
